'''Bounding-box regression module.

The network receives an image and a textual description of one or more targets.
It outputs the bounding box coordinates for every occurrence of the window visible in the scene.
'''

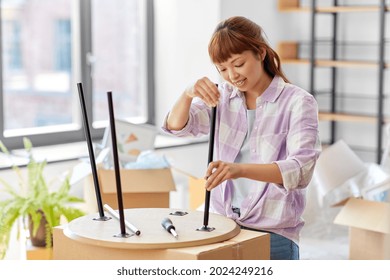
[4,20,22,71]
[91,0,148,125]
[0,0,154,150]
[55,19,72,71]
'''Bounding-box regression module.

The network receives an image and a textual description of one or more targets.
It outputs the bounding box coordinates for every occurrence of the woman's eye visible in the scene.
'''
[219,68,227,72]
[235,63,244,67]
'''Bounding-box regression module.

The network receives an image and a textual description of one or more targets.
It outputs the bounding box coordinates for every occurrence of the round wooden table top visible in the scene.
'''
[64,208,240,249]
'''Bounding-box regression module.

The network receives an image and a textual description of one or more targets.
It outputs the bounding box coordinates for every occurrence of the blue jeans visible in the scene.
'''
[268,231,299,260]
[241,226,299,260]
[233,208,299,260]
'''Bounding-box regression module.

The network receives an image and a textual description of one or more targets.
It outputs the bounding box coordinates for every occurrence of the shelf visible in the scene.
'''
[280,6,390,13]
[316,6,388,13]
[316,59,381,68]
[296,39,390,46]
[279,7,310,12]
[278,0,390,13]
[281,58,310,65]
[318,112,390,124]
[281,58,389,68]
[315,91,390,100]
[278,41,389,68]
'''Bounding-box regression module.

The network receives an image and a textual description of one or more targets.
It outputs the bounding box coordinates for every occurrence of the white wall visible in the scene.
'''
[154,0,221,127]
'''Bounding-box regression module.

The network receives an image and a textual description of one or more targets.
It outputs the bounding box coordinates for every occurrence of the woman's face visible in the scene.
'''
[215,50,268,95]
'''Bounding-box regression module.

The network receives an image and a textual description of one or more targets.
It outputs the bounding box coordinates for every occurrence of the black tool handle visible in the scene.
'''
[161,217,175,232]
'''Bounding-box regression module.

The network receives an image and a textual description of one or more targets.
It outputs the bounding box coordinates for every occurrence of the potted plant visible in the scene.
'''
[0,137,86,259]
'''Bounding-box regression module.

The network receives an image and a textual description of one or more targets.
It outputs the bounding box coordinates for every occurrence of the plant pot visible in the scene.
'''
[28,211,51,247]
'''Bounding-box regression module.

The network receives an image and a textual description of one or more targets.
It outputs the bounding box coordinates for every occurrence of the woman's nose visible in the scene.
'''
[228,69,239,80]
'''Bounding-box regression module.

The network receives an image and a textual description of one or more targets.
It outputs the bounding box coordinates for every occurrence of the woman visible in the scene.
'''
[162,16,321,260]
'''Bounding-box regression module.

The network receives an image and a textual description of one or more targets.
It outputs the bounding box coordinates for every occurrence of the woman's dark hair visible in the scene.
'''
[208,16,289,83]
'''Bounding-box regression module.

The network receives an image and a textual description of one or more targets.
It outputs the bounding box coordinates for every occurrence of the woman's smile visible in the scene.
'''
[233,78,246,87]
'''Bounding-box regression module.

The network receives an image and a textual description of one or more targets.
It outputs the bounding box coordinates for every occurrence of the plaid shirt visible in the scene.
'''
[162,76,321,244]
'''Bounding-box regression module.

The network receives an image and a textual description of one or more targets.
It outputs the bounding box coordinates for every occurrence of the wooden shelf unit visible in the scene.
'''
[277,0,389,162]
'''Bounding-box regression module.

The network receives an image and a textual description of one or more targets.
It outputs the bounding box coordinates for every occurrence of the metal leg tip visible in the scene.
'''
[93,216,112,221]
[113,232,133,238]
[196,225,215,232]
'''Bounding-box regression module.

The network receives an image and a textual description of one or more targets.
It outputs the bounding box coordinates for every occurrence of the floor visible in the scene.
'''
[299,185,350,260]
[300,217,349,260]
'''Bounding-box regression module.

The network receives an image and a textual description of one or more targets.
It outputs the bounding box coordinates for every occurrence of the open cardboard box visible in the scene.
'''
[188,177,207,210]
[334,197,390,259]
[170,167,206,210]
[84,168,176,212]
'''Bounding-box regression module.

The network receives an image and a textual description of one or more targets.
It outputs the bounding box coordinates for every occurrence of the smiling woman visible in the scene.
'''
[162,16,321,260]
[0,0,154,150]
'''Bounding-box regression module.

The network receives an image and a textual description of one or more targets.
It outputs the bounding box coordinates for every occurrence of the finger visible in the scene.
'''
[205,162,214,178]
[205,161,219,179]
[205,162,229,190]
[194,84,214,106]
[195,79,219,106]
[204,162,218,189]
[206,168,229,191]
[203,79,220,102]
[203,81,220,106]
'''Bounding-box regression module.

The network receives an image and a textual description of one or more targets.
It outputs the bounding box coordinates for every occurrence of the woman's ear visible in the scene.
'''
[256,49,266,61]
[261,48,266,61]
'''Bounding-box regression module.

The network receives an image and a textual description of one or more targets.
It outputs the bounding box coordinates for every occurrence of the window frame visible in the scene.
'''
[0,0,155,150]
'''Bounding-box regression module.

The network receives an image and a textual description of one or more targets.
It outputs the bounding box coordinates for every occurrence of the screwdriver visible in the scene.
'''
[161,217,178,238]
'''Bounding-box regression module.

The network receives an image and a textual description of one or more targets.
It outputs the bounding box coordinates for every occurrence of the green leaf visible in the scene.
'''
[0,137,87,259]
[0,140,10,154]
[23,137,32,153]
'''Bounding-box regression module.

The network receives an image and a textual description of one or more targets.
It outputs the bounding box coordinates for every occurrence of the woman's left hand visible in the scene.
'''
[204,160,241,191]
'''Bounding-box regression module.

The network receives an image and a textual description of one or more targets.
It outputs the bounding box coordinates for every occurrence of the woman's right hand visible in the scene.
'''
[186,77,220,107]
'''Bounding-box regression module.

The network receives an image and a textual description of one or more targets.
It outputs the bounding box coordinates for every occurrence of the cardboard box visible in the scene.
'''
[171,167,206,210]
[26,240,52,260]
[84,168,176,212]
[277,41,298,60]
[188,177,206,210]
[334,198,390,259]
[278,0,300,11]
[53,226,270,260]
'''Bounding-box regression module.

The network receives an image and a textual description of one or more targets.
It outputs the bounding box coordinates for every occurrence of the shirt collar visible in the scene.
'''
[225,83,241,99]
[258,75,285,103]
